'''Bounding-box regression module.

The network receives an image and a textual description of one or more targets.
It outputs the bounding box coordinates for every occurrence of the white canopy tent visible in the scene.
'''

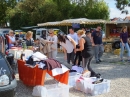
[37,18,107,27]
[60,18,106,24]
[105,21,117,24]
[37,18,107,34]
[37,21,71,26]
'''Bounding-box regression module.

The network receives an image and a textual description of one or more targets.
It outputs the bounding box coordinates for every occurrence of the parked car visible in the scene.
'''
[0,28,11,35]
[0,52,17,97]
[14,30,26,40]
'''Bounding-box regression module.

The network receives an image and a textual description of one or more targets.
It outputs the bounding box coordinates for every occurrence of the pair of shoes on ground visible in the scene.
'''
[96,59,102,64]
[120,59,130,62]
[90,73,101,78]
[120,59,124,62]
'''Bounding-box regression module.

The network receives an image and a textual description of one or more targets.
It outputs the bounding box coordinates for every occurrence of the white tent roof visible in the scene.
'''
[37,21,71,26]
[105,21,117,24]
[60,18,88,24]
[84,19,106,24]
[61,18,106,24]
[37,18,108,27]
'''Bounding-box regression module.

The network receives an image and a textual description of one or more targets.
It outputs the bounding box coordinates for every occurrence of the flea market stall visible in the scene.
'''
[103,21,130,53]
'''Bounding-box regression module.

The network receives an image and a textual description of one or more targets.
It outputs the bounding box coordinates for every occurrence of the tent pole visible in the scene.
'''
[67,26,68,34]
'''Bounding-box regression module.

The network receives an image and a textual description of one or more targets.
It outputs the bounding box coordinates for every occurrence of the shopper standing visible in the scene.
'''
[58,34,76,64]
[120,26,130,61]
[91,26,104,64]
[68,27,79,45]
[76,30,96,76]
[47,29,58,59]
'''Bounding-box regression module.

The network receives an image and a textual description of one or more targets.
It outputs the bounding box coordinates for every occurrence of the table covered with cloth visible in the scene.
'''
[17,60,69,86]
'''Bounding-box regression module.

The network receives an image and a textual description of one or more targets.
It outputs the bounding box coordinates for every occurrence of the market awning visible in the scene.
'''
[60,18,106,24]
[60,18,88,24]
[105,21,117,24]
[84,19,106,24]
[37,18,107,27]
[37,21,71,26]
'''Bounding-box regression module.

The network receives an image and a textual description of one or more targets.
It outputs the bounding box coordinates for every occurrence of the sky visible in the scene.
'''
[104,0,130,19]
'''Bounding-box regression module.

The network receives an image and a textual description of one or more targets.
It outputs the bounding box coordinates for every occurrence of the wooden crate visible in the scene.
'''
[104,43,112,53]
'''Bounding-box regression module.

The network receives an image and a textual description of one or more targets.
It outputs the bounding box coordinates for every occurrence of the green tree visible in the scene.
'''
[0,0,17,27]
[7,0,61,29]
[7,0,109,29]
[37,1,62,23]
[86,0,109,20]
[115,0,130,14]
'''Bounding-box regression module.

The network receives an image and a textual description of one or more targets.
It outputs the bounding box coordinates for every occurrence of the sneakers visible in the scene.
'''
[96,61,100,64]
[120,59,124,62]
[98,59,102,62]
[96,59,102,64]
[127,60,130,62]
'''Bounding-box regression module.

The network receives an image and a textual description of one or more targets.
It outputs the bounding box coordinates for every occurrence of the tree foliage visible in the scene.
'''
[4,0,109,29]
[86,0,109,20]
[115,0,130,14]
[0,0,17,27]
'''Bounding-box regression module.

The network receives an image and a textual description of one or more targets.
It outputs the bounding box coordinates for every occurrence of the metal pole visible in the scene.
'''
[67,26,68,34]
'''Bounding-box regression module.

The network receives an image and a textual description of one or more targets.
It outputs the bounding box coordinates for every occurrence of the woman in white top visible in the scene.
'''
[8,30,17,47]
[47,29,58,59]
[58,34,76,64]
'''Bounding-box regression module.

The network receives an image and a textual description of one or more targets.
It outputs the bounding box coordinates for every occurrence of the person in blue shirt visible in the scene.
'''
[91,26,104,64]
[120,26,130,61]
[68,27,79,45]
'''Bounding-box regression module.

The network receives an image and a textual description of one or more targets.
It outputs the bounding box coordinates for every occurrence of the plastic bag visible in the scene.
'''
[32,85,47,97]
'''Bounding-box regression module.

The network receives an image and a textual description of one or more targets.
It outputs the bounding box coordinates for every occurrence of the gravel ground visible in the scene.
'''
[14,52,130,97]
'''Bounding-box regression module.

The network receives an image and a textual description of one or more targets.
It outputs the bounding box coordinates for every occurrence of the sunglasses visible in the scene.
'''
[49,33,52,34]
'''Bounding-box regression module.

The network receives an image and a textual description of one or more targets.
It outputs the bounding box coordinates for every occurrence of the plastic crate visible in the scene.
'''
[68,72,81,87]
[84,79,110,96]
[75,77,110,96]
[44,84,69,97]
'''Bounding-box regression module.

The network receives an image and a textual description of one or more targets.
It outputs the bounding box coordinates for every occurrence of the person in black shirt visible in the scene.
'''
[75,30,96,77]
[91,26,104,64]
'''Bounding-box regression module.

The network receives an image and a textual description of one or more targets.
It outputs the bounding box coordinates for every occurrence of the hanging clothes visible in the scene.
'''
[39,38,51,54]
[0,34,5,54]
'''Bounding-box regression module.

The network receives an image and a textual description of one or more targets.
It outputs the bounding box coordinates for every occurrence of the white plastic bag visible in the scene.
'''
[32,85,47,97]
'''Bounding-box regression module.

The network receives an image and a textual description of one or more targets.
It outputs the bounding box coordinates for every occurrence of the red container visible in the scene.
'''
[17,60,69,86]
[17,60,46,86]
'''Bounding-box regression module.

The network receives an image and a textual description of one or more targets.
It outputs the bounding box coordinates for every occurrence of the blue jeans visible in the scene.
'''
[120,43,130,59]
[93,44,104,62]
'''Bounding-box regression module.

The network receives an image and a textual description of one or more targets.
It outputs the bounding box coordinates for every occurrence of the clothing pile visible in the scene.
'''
[39,38,51,55]
[25,52,69,76]
[26,52,61,69]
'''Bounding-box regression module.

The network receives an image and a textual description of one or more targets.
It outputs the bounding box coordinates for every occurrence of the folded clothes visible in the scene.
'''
[32,52,47,60]
[92,78,103,84]
[43,58,62,70]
